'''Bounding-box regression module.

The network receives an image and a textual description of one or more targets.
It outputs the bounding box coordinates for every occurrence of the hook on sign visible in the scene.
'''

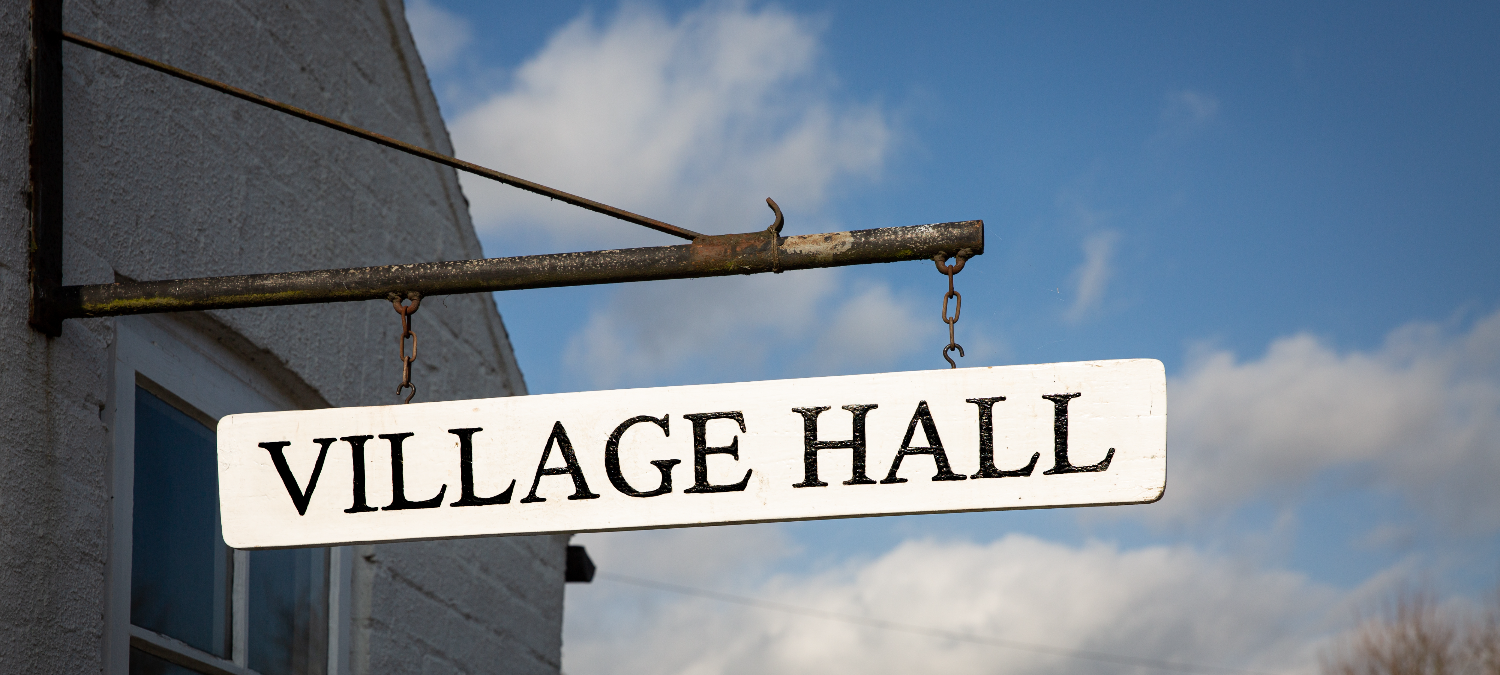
[389,291,422,403]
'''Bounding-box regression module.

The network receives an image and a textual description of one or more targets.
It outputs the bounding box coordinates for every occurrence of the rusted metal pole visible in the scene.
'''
[55,221,983,319]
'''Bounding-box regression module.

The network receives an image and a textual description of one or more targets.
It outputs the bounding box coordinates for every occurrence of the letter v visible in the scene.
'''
[260,439,335,516]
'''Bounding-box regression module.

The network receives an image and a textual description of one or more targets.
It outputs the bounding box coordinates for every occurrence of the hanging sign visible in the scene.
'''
[218,359,1166,549]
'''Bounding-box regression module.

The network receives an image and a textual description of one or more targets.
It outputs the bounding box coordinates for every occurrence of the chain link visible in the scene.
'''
[389,291,422,403]
[933,249,972,368]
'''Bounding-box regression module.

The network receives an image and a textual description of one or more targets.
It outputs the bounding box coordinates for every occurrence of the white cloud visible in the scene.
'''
[404,0,472,73]
[804,282,935,374]
[565,532,1346,675]
[1161,309,1500,531]
[447,2,889,251]
[563,271,834,389]
[1165,90,1220,126]
[1150,90,1220,147]
[1066,230,1119,322]
[561,271,934,390]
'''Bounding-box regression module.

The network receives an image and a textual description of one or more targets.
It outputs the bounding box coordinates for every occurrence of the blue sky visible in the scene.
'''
[404,2,1499,673]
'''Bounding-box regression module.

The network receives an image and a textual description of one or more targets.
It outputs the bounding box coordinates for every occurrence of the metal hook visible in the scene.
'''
[766,198,785,273]
[397,375,417,403]
[933,248,972,275]
[765,198,784,236]
[943,343,966,369]
[389,290,422,315]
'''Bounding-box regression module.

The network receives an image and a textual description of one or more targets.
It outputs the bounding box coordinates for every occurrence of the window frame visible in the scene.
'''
[105,314,352,675]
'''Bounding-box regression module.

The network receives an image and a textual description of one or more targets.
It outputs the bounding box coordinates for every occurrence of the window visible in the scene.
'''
[109,316,350,675]
[246,546,328,674]
[130,387,232,667]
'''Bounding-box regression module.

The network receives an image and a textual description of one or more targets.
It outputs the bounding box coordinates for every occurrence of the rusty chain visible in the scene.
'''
[389,291,421,403]
[934,249,973,368]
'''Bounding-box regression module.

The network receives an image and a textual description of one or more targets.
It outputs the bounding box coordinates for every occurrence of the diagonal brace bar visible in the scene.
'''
[59,31,704,242]
[54,221,983,319]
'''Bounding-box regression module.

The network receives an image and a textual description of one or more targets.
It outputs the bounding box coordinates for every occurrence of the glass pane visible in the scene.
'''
[129,647,210,675]
[129,647,216,675]
[248,547,328,675]
[131,387,230,658]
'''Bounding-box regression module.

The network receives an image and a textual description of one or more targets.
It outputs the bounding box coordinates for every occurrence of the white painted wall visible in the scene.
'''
[0,1,566,672]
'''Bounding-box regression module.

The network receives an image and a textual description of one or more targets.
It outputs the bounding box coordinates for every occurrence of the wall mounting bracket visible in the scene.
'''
[26,0,983,336]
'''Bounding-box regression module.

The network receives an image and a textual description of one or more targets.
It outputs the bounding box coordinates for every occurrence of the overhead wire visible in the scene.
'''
[596,571,1280,675]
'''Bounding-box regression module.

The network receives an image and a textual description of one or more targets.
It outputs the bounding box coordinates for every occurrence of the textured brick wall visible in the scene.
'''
[353,537,567,675]
[0,1,566,672]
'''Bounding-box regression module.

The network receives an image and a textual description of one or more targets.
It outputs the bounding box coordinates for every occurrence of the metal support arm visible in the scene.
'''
[26,0,985,333]
[51,221,983,319]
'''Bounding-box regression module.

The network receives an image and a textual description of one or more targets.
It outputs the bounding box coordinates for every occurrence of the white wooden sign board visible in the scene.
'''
[218,359,1165,549]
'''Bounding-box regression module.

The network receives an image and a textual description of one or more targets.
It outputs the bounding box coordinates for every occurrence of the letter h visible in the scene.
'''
[791,405,878,488]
